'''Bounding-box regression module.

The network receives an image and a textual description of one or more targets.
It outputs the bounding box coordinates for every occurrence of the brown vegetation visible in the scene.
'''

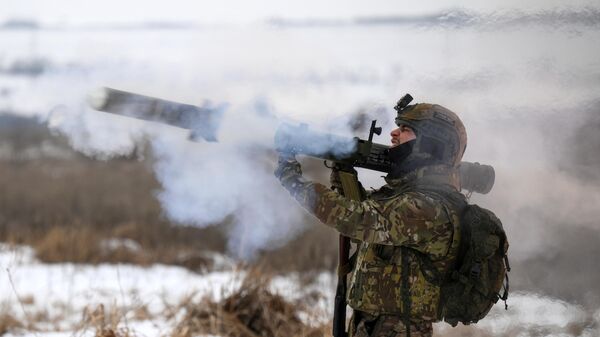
[0,158,228,266]
[0,268,332,337]
[172,270,328,337]
[0,313,23,336]
[79,304,133,337]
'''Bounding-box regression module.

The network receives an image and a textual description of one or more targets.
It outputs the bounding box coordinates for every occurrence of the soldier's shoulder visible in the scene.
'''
[370,188,443,217]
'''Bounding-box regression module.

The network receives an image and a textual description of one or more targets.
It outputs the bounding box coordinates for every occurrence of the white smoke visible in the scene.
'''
[142,96,365,259]
[46,104,146,158]
[149,123,310,259]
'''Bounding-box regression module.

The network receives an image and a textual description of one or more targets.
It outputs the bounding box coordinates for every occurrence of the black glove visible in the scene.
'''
[330,168,343,191]
[274,153,304,192]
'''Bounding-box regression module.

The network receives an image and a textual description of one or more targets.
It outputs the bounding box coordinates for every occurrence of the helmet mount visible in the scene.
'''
[394,93,414,113]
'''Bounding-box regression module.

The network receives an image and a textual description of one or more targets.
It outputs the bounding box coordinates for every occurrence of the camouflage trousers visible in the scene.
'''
[349,311,433,337]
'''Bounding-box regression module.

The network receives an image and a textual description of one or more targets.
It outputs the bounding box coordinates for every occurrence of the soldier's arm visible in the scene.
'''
[329,167,368,199]
[275,157,453,255]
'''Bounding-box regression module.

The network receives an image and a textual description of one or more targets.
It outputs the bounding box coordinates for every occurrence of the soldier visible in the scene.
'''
[275,101,469,337]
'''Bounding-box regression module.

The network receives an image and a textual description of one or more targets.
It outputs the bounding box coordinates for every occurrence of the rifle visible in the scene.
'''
[331,168,359,337]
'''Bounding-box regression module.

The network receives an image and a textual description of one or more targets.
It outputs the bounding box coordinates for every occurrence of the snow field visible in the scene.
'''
[3,244,599,337]
[1,244,335,336]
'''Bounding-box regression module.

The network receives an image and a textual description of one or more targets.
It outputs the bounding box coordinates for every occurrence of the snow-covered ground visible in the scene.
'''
[0,243,336,336]
[2,244,599,337]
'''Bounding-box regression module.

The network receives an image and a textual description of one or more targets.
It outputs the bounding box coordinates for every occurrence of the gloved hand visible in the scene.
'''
[274,153,304,192]
[329,166,357,191]
[329,168,343,191]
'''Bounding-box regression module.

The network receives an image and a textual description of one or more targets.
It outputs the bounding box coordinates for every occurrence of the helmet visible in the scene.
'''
[395,102,467,167]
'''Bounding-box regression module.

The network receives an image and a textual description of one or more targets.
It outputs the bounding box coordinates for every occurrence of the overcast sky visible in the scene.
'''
[2,0,598,25]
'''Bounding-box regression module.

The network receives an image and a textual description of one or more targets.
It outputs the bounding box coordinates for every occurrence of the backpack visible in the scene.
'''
[436,203,511,326]
[367,183,510,331]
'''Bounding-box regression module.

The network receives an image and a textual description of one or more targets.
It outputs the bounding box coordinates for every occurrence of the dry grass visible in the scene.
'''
[172,270,328,337]
[0,312,23,336]
[82,304,133,337]
[0,157,228,266]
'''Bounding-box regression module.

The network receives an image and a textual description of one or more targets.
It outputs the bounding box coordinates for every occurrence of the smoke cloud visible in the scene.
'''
[148,115,310,259]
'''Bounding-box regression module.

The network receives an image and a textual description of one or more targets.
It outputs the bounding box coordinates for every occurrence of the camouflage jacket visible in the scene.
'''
[278,162,464,320]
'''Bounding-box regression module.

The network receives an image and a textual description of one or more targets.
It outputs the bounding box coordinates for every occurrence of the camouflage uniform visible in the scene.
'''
[349,312,433,337]
[276,159,465,337]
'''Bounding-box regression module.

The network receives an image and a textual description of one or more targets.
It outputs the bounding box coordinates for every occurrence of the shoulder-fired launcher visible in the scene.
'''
[88,87,494,194]
[275,121,495,194]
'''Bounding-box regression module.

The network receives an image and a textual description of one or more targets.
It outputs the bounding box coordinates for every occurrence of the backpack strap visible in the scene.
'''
[413,250,443,286]
[500,256,511,309]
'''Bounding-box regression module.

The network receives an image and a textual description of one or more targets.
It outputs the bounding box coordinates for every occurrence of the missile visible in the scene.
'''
[88,87,224,142]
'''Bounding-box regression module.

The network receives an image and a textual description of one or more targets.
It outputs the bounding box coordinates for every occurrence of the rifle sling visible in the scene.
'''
[338,250,358,276]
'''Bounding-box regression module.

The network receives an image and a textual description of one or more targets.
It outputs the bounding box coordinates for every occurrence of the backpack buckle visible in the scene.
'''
[470,261,481,279]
